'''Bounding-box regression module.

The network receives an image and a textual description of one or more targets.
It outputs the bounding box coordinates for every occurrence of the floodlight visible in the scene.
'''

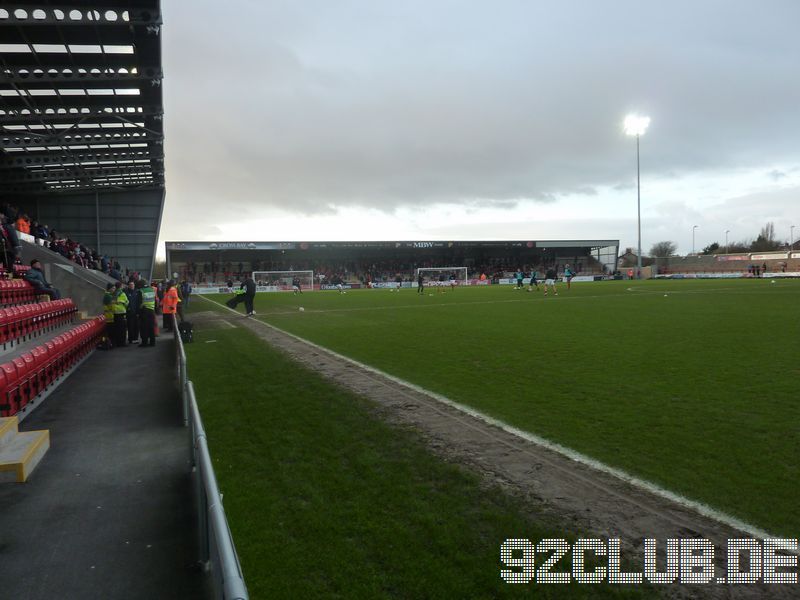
[624,114,650,137]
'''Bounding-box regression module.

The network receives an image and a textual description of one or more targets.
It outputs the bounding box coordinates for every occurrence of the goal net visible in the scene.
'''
[252,270,315,292]
[415,267,468,286]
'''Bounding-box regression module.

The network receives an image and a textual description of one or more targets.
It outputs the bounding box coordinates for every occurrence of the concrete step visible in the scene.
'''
[0,429,50,483]
[0,416,19,447]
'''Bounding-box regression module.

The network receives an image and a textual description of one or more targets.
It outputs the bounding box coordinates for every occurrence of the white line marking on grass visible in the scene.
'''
[199,294,780,541]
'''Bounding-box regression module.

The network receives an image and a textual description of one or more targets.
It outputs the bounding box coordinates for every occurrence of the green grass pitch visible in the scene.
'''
[202,278,799,537]
[186,322,651,598]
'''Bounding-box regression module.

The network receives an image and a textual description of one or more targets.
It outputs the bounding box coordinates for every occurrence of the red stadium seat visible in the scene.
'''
[18,305,33,337]
[6,307,21,340]
[51,336,66,377]
[0,309,9,345]
[19,352,37,397]
[3,360,21,414]
[0,368,9,417]
[30,346,49,393]
[12,356,32,409]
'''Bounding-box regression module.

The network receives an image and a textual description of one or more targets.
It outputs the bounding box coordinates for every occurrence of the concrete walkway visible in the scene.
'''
[0,338,210,599]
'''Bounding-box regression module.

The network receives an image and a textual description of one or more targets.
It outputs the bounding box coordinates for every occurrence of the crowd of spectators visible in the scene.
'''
[1,201,134,282]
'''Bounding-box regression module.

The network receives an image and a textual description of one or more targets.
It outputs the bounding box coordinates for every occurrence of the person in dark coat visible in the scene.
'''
[0,214,21,271]
[24,259,61,299]
[124,280,141,344]
[240,274,256,316]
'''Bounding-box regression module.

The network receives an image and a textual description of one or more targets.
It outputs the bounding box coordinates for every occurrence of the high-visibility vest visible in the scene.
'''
[103,292,114,323]
[162,286,179,314]
[112,289,129,315]
[141,287,156,310]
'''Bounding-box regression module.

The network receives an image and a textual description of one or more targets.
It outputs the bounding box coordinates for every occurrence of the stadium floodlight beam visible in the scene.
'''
[692,225,699,255]
[624,114,650,279]
[725,229,730,254]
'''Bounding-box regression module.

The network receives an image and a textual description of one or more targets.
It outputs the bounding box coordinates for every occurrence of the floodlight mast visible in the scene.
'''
[624,114,650,279]
[725,229,730,254]
[692,225,699,255]
[791,225,796,252]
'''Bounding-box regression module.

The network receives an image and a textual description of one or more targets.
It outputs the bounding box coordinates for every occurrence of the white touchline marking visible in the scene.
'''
[198,294,781,541]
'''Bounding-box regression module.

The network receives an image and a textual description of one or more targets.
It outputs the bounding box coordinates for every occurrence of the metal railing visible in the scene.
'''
[174,316,249,600]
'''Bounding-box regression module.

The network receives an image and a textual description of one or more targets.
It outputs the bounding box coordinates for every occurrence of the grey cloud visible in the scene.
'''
[160,0,800,222]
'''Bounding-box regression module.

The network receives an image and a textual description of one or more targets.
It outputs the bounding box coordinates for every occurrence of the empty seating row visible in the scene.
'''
[0,299,78,347]
[0,279,36,305]
[0,317,105,418]
[0,264,31,276]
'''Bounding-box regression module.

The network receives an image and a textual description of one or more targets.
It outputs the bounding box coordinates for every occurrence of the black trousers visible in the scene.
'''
[113,314,127,347]
[139,310,156,346]
[127,311,139,342]
[244,294,254,313]
[104,322,115,348]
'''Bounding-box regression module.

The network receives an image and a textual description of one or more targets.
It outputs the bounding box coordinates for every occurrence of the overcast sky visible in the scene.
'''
[158,0,800,256]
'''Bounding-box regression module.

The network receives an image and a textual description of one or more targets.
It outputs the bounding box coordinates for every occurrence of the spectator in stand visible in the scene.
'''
[24,259,61,300]
[124,280,141,344]
[39,223,49,240]
[0,214,21,271]
[108,262,122,281]
[15,213,30,235]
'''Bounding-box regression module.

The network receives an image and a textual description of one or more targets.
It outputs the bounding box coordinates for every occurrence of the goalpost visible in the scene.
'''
[252,270,315,291]
[415,266,469,286]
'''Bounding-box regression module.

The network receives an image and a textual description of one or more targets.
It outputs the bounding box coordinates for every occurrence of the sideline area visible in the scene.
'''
[0,339,210,600]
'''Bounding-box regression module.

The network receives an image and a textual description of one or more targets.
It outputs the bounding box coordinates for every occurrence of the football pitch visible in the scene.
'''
[202,278,799,538]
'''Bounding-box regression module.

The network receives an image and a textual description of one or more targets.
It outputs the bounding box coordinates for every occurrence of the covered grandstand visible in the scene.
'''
[1,1,165,277]
[166,239,620,286]
[0,4,236,599]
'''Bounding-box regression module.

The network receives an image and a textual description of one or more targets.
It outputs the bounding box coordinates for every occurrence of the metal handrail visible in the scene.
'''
[173,315,249,600]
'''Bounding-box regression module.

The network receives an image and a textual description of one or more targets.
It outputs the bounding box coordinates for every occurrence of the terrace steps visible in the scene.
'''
[0,416,50,483]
